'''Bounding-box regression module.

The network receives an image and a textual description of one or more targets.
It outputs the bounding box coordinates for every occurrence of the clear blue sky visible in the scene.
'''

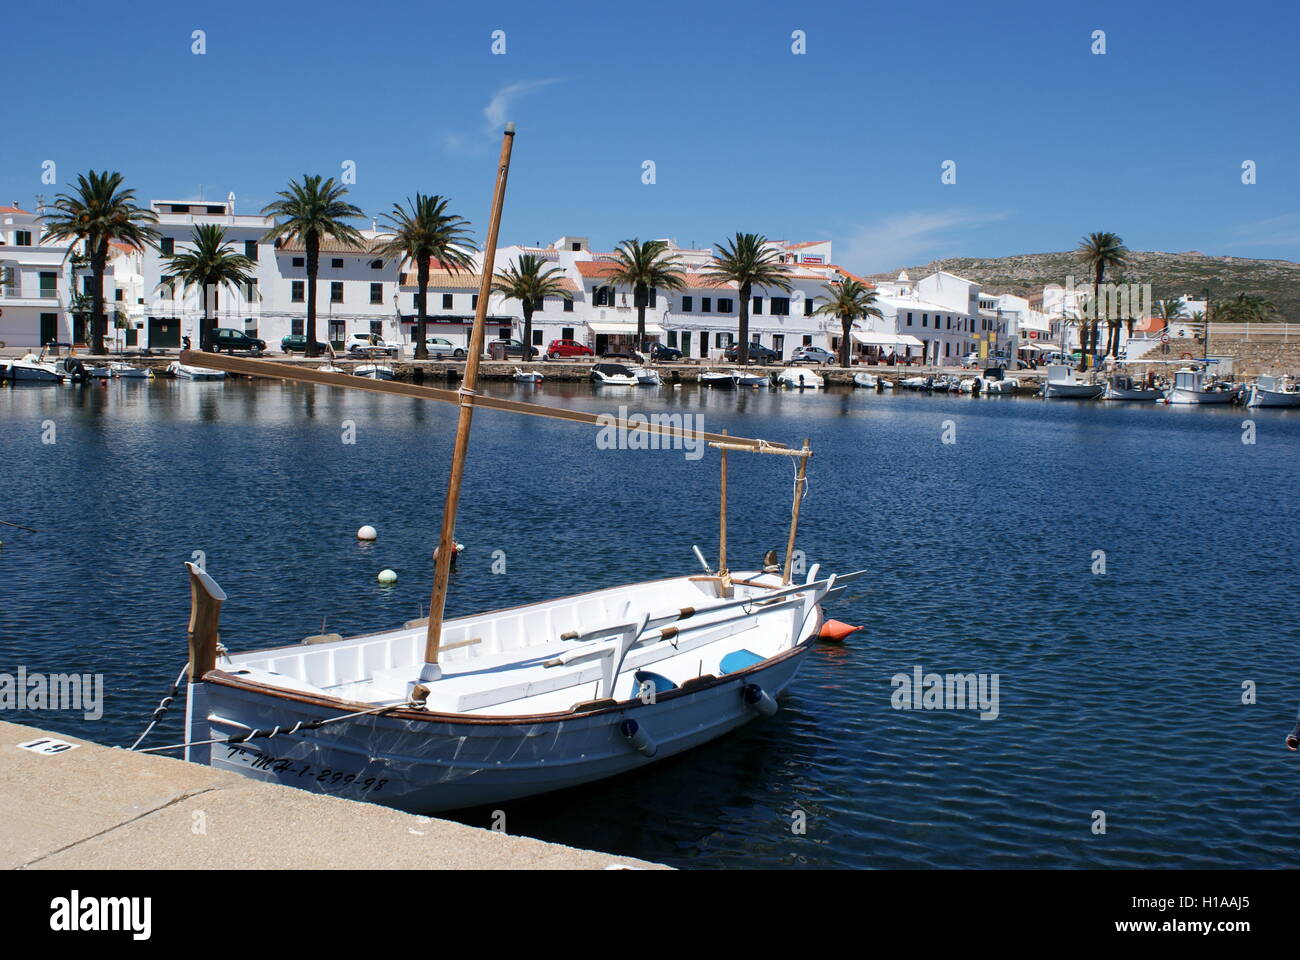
[4,0,1297,272]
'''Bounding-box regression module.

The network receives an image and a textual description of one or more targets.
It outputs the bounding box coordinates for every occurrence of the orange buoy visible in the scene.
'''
[818,620,860,642]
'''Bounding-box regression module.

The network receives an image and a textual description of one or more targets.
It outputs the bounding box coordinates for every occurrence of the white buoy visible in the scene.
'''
[357,525,377,541]
[377,568,397,584]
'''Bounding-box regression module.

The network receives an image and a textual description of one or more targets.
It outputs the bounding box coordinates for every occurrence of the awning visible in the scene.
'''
[851,331,903,346]
[588,321,665,335]
[896,335,923,347]
[1018,341,1052,351]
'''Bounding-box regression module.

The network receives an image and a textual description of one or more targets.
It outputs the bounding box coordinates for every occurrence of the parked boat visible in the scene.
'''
[852,373,879,389]
[777,367,823,390]
[1164,367,1239,405]
[353,363,395,381]
[900,375,931,391]
[168,360,227,381]
[591,362,639,386]
[1246,375,1300,408]
[730,369,767,388]
[109,362,153,379]
[1103,373,1161,401]
[513,367,544,383]
[146,127,863,814]
[3,350,66,383]
[700,370,738,389]
[631,366,662,386]
[1041,364,1103,400]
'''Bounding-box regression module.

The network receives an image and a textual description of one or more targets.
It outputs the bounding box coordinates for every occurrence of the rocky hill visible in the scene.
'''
[867,251,1300,320]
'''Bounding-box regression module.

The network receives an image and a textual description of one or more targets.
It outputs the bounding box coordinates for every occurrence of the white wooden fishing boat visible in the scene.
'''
[700,370,738,389]
[109,362,153,379]
[777,367,823,390]
[513,367,544,383]
[591,362,638,386]
[731,369,768,388]
[3,350,65,383]
[1041,364,1103,399]
[1164,367,1238,405]
[168,360,226,381]
[149,126,862,815]
[1246,375,1300,408]
[1103,373,1161,401]
[353,363,395,381]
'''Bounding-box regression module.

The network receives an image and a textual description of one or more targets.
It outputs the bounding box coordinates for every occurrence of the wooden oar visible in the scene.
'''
[177,348,781,451]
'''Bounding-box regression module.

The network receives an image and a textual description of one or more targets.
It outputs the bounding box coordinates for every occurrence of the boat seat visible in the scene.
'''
[719,649,765,675]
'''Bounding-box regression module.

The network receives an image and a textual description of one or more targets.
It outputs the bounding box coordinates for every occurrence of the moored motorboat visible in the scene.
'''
[109,362,153,379]
[730,369,767,388]
[3,350,66,383]
[631,366,662,386]
[1246,375,1300,408]
[700,370,738,389]
[168,360,226,381]
[776,367,823,390]
[513,367,544,383]
[1163,367,1238,405]
[852,372,879,389]
[1041,364,1103,399]
[590,362,638,386]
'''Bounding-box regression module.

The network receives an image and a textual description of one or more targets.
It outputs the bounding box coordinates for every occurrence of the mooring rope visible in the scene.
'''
[132,700,416,755]
[126,663,190,751]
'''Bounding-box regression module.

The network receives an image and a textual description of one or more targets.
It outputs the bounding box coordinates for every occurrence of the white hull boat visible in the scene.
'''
[1103,374,1161,401]
[700,371,738,389]
[4,352,65,383]
[1041,364,1102,399]
[513,367,544,383]
[1246,376,1300,408]
[631,367,662,386]
[1164,368,1238,405]
[900,376,930,391]
[353,363,395,381]
[777,367,823,390]
[168,360,226,381]
[591,363,638,386]
[981,377,1016,395]
[731,370,768,388]
[852,373,879,389]
[109,362,153,379]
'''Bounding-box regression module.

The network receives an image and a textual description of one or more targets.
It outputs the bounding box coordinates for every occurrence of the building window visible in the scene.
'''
[649,287,657,308]
[562,326,574,340]
[15,230,32,246]
[331,282,343,303]
[442,293,453,309]
[291,280,304,302]
[682,295,693,312]
[532,298,544,312]
[771,297,790,316]
[699,331,709,357]
[370,282,383,304]
[206,205,224,214]
[244,317,258,337]
[752,297,763,314]
[172,204,189,213]
[371,259,384,269]
[667,330,678,347]
[370,320,383,337]
[244,240,258,261]
[802,335,812,345]
[532,329,543,346]
[329,319,345,342]
[292,317,304,335]
[292,256,304,268]
[701,297,711,313]
[115,288,124,301]
[331,258,344,269]
[907,312,913,326]
[161,237,174,256]
[245,279,258,302]
[718,298,733,313]
[804,297,814,316]
[563,298,574,312]
[471,294,478,310]
[922,313,928,327]
[39,271,57,296]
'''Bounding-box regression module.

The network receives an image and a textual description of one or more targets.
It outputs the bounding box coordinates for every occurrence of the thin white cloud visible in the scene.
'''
[837,209,1012,274]
[1222,213,1300,250]
[443,79,561,154]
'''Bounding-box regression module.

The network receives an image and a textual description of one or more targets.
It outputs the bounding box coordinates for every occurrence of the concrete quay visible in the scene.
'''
[0,720,664,870]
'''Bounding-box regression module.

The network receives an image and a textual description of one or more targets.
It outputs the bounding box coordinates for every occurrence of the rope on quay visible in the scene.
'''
[126,663,189,751]
[132,700,417,755]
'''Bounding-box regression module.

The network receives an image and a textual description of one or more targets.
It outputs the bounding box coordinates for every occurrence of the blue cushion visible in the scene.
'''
[633,670,677,694]
[719,649,765,675]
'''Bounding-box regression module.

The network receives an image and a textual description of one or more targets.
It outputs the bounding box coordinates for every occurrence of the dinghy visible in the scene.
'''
[109,362,153,379]
[1041,364,1102,399]
[151,125,863,814]
[852,373,879,389]
[168,360,226,381]
[590,362,638,386]
[353,363,395,381]
[1245,375,1300,408]
[776,367,823,390]
[513,367,544,383]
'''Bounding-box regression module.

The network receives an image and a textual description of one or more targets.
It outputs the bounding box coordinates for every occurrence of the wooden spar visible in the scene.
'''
[425,124,515,670]
[718,429,730,597]
[176,349,777,451]
[781,439,812,585]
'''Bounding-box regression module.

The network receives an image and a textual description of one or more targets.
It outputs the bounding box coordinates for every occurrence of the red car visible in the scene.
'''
[545,338,594,360]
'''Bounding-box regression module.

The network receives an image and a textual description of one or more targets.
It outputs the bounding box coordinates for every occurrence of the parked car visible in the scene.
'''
[648,342,683,362]
[961,352,981,368]
[211,327,266,354]
[347,333,397,357]
[487,338,539,360]
[280,334,328,354]
[424,336,467,359]
[724,342,780,364]
[789,345,836,366]
[545,338,594,360]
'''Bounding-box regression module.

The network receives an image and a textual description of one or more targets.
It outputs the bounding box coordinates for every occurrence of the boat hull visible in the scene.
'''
[1104,386,1162,401]
[192,639,812,813]
[1247,386,1300,408]
[1042,381,1103,399]
[1165,387,1236,405]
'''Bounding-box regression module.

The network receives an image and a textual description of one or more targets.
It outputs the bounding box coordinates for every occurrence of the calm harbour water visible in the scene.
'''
[1,376,1298,869]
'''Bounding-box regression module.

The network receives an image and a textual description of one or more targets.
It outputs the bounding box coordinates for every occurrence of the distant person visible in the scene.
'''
[182,336,192,351]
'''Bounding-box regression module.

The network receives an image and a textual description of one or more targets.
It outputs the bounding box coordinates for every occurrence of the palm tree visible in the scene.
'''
[40,170,159,355]
[602,239,687,353]
[491,254,571,360]
[1212,293,1277,324]
[373,194,476,359]
[262,175,365,357]
[1076,231,1128,368]
[159,224,257,350]
[813,279,882,367]
[701,234,792,365]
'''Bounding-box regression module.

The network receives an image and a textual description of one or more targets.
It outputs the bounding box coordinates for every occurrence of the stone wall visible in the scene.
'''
[1130,337,1300,376]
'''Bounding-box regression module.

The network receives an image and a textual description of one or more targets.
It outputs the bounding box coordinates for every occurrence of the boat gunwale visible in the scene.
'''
[201,608,822,727]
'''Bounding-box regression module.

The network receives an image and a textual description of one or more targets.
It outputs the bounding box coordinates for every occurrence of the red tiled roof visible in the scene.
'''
[575,260,620,278]
[0,205,31,215]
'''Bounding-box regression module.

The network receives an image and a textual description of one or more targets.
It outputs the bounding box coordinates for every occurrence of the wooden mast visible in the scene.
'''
[718,429,731,597]
[422,124,515,674]
[781,439,812,585]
